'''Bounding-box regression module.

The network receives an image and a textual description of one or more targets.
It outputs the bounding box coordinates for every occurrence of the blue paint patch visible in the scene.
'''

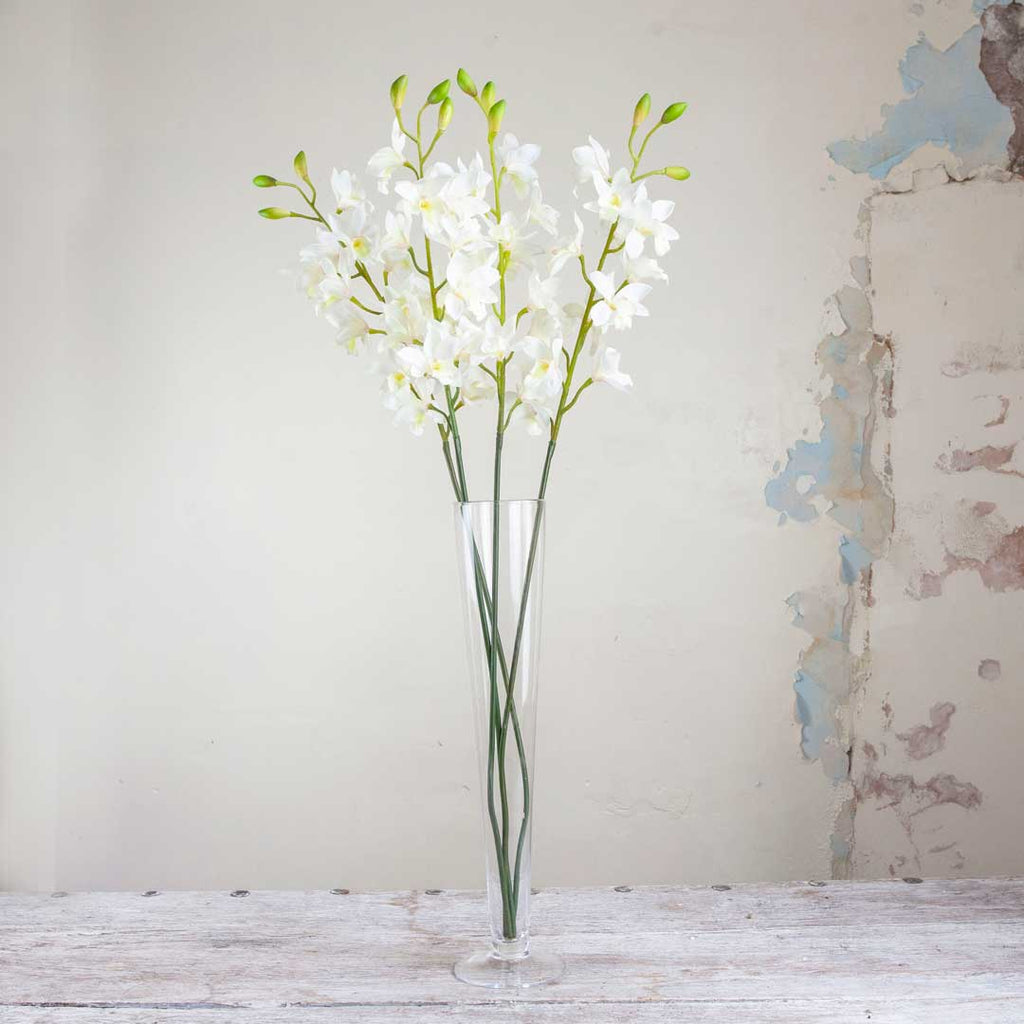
[764,424,838,523]
[830,832,852,861]
[973,0,1011,14]
[794,670,833,761]
[828,26,1013,178]
[839,535,875,585]
[833,384,849,400]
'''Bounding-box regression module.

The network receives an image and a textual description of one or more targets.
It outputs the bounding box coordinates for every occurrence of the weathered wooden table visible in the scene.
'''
[2,878,1022,1022]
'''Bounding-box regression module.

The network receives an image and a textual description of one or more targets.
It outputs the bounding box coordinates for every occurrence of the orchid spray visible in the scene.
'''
[252,71,689,945]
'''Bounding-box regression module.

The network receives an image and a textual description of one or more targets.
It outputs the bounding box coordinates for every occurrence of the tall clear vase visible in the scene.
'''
[452,499,563,989]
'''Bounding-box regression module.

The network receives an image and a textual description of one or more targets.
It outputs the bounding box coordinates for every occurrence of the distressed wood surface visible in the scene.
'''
[1,878,1022,1022]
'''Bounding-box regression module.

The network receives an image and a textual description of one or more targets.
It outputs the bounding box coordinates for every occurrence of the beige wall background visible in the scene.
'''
[2,0,1021,892]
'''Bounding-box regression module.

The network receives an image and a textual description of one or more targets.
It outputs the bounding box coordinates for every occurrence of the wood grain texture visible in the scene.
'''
[1,879,1022,1022]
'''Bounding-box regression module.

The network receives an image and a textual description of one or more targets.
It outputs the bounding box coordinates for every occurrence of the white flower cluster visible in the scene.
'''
[288,104,681,438]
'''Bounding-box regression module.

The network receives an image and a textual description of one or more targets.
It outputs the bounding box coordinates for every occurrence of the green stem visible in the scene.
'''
[490,363,514,936]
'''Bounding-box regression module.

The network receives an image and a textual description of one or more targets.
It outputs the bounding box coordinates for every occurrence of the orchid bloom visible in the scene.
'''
[254,71,689,438]
[368,120,408,194]
[589,270,651,332]
[593,345,633,390]
[498,133,541,198]
[623,184,678,258]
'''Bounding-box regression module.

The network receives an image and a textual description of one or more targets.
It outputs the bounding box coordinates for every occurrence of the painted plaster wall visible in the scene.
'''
[1,0,1021,891]
[770,0,1024,880]
[851,181,1024,879]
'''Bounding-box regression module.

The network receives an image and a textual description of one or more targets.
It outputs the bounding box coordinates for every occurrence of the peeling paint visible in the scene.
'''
[978,658,1002,680]
[980,1,1024,173]
[828,27,1014,179]
[942,341,1024,376]
[768,267,895,791]
[912,499,1024,596]
[935,442,1023,476]
[777,0,1022,881]
[981,395,1011,426]
[895,701,956,759]
[855,739,982,874]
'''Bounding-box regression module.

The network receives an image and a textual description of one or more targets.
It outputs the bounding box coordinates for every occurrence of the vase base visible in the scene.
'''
[453,947,563,989]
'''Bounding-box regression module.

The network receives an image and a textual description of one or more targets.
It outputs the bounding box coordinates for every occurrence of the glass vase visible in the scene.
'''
[452,499,563,989]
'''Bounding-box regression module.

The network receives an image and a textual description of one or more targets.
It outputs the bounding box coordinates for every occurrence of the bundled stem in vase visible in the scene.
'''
[252,68,691,942]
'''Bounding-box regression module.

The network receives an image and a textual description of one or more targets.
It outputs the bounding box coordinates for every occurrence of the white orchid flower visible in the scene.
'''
[391,388,445,436]
[443,156,493,222]
[589,270,651,332]
[394,165,454,240]
[519,333,564,404]
[381,278,431,348]
[299,220,349,273]
[623,184,678,257]
[314,272,352,316]
[509,400,553,436]
[620,253,668,283]
[326,304,370,355]
[330,169,367,213]
[489,211,538,278]
[527,186,559,235]
[263,94,685,440]
[444,248,500,320]
[593,345,632,390]
[396,322,461,387]
[548,213,585,275]
[377,210,415,275]
[585,168,636,224]
[294,255,332,301]
[571,136,610,185]
[367,120,408,195]
[459,364,498,403]
[331,206,380,267]
[498,133,541,198]
[478,317,522,362]
[527,273,561,317]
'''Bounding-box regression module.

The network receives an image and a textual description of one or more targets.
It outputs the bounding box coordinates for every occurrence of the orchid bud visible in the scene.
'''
[252,174,278,188]
[487,98,506,137]
[258,207,291,220]
[390,74,408,112]
[632,93,651,127]
[438,96,454,132]
[480,80,496,110]
[457,68,477,97]
[665,165,691,180]
[427,78,451,105]
[293,151,310,185]
[660,101,688,124]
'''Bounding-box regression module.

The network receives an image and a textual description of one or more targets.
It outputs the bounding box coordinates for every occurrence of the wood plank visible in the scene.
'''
[1,880,1021,1021]
[2,1000,1023,1024]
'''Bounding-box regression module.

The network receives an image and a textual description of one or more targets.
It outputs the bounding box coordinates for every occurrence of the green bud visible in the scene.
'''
[390,74,408,112]
[258,207,292,219]
[632,93,651,127]
[660,101,688,124]
[486,98,506,137]
[438,96,454,132]
[293,151,310,185]
[480,80,496,110]
[426,78,451,105]
[665,165,691,180]
[457,68,477,97]
[252,174,278,188]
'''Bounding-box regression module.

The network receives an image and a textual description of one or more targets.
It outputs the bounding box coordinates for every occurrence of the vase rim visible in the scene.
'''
[454,498,545,507]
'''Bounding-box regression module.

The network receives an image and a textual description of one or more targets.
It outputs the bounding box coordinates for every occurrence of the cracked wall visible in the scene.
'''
[771,0,1024,879]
